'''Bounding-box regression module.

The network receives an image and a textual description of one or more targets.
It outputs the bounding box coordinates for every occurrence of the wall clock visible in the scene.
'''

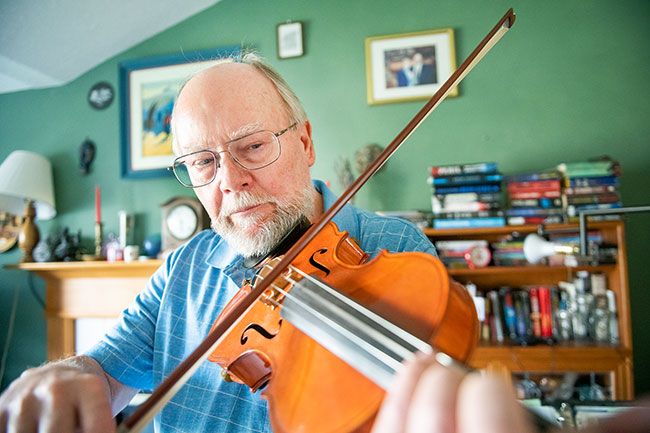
[88,81,114,110]
[161,196,209,255]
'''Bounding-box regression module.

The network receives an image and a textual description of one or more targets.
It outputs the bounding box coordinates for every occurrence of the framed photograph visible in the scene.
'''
[277,21,304,59]
[119,46,239,179]
[365,28,458,105]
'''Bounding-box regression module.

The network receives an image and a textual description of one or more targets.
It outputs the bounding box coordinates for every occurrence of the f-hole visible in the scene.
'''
[309,248,331,277]
[240,319,283,345]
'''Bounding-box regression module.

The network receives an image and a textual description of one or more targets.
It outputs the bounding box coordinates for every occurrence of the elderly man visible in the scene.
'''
[0,53,435,433]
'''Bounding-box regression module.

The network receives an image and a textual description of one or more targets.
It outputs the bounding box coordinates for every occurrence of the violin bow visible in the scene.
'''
[119,8,516,433]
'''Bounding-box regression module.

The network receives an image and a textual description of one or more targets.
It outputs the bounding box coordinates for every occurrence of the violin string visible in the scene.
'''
[263,276,405,376]
[280,272,420,361]
[257,262,465,373]
[287,265,432,354]
[255,263,433,377]
[259,262,430,356]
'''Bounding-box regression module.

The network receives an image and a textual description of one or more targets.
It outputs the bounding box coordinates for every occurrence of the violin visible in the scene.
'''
[119,9,519,433]
[208,222,478,432]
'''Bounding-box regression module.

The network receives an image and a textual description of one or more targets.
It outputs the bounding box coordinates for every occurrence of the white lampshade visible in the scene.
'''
[523,233,575,264]
[0,150,56,220]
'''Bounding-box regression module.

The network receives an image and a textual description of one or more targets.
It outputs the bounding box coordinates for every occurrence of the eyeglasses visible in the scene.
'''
[169,123,297,188]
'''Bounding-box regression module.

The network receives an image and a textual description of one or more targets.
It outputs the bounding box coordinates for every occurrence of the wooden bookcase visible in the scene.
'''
[423,220,634,400]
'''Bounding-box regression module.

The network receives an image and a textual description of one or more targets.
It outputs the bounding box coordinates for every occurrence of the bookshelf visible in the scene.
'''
[424,220,633,400]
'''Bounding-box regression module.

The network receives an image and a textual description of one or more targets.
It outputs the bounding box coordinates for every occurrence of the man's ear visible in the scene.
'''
[300,120,316,166]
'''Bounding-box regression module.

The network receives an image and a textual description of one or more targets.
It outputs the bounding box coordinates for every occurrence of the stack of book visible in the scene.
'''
[428,162,505,229]
[491,237,527,266]
[557,158,622,220]
[434,239,492,269]
[505,170,564,225]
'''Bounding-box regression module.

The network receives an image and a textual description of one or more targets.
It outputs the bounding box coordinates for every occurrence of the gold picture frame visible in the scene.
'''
[365,28,458,105]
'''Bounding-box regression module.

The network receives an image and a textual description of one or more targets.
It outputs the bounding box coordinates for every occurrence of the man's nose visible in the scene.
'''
[217,151,252,193]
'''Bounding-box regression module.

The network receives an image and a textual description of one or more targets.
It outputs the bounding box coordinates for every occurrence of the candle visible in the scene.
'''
[95,185,101,223]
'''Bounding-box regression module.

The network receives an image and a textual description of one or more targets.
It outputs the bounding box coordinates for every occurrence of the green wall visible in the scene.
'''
[1,0,649,396]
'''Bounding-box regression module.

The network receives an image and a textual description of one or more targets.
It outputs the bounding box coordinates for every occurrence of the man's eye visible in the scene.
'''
[192,156,214,168]
[246,142,264,151]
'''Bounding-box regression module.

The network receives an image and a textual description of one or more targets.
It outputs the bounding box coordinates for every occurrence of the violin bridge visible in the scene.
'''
[259,269,301,310]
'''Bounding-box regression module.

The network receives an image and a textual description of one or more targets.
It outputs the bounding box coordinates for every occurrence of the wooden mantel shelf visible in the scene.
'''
[7,259,163,273]
[5,260,163,360]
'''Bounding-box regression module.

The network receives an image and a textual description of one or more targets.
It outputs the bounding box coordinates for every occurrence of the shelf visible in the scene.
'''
[447,264,616,277]
[470,345,631,373]
[424,220,622,238]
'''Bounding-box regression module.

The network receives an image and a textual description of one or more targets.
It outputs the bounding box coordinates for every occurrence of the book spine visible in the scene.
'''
[567,202,622,217]
[488,291,504,343]
[501,289,518,340]
[507,179,561,191]
[432,202,502,213]
[433,217,506,229]
[507,215,564,226]
[509,198,562,208]
[506,208,564,217]
[429,162,497,177]
[433,184,501,195]
[428,173,503,186]
[435,192,502,203]
[564,185,617,195]
[538,286,553,339]
[566,193,620,205]
[508,190,561,199]
[568,176,619,187]
[433,210,504,219]
[529,287,542,338]
[514,291,532,342]
[507,172,561,182]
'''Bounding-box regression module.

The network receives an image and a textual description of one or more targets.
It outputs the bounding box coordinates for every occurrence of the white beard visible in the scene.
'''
[211,185,315,258]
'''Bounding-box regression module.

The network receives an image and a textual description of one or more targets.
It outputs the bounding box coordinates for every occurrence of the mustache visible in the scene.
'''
[219,191,276,217]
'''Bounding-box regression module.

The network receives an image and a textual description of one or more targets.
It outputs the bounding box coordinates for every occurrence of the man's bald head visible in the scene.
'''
[171,53,307,155]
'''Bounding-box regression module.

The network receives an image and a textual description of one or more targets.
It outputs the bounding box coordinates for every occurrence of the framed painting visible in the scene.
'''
[365,28,458,105]
[277,21,304,59]
[119,46,240,179]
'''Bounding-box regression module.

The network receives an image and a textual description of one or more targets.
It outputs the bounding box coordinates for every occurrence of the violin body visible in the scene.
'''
[208,222,478,433]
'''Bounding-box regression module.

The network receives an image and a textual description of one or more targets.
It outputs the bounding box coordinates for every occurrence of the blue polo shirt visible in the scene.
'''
[86,180,435,433]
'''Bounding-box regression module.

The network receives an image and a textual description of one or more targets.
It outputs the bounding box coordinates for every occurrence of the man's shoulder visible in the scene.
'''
[351,208,436,256]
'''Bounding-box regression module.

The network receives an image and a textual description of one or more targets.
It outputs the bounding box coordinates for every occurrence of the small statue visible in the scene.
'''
[52,228,82,261]
[354,143,385,175]
[79,138,96,175]
[33,236,56,262]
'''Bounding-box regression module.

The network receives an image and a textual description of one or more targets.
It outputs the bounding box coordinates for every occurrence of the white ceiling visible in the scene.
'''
[0,0,221,94]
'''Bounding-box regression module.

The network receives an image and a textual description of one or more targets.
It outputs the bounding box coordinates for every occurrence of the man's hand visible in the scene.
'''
[0,360,115,433]
[371,354,533,433]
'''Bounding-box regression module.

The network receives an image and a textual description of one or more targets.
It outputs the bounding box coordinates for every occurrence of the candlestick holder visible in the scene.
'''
[94,221,105,260]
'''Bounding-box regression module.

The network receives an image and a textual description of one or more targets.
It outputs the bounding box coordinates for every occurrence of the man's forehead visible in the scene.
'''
[175,119,266,154]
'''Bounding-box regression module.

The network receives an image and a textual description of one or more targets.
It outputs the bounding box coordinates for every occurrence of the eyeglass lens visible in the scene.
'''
[173,130,281,187]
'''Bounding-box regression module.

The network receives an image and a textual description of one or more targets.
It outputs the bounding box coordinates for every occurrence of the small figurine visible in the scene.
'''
[33,236,56,262]
[79,138,96,175]
[52,228,82,261]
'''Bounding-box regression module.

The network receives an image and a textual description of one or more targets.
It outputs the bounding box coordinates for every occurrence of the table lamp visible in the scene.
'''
[0,150,56,262]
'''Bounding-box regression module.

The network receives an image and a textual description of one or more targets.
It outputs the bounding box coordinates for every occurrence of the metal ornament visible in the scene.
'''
[79,138,96,175]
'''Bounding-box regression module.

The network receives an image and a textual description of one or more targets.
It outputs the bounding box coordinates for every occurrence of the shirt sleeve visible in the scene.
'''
[84,258,170,391]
